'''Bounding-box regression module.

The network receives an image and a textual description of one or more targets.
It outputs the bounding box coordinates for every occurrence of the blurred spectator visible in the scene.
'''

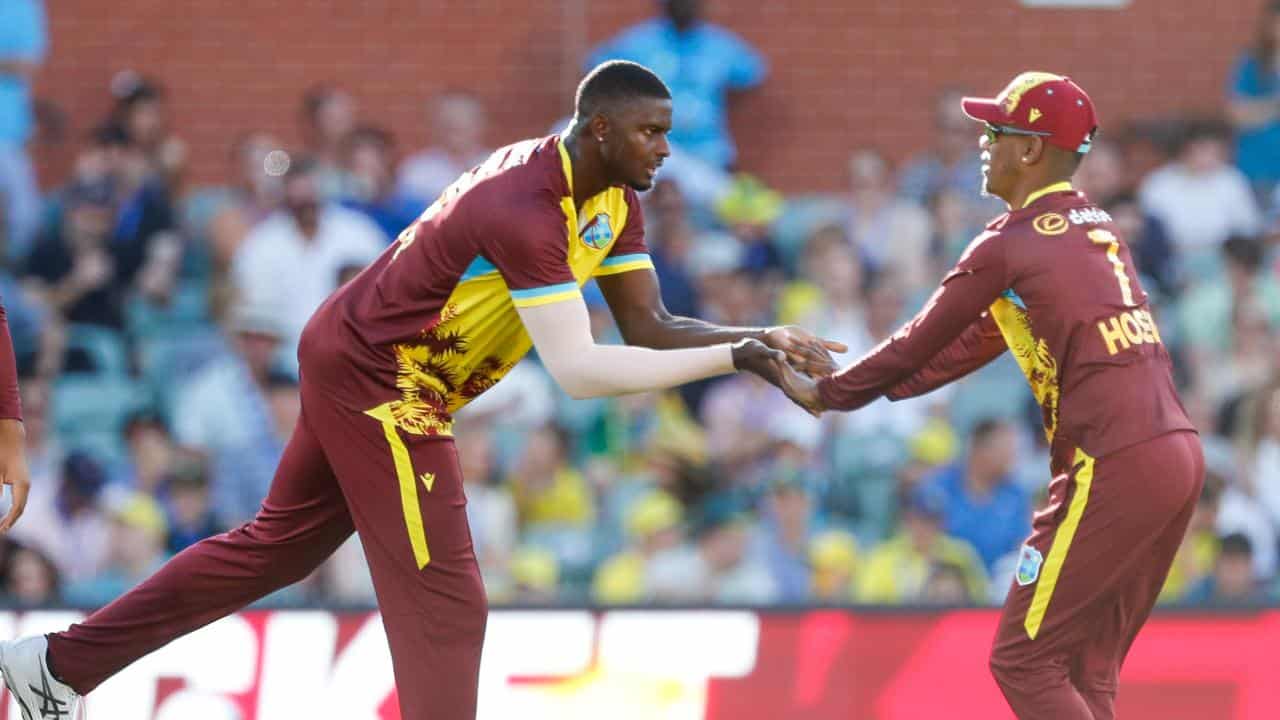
[340,125,424,239]
[507,546,561,605]
[846,148,934,293]
[397,90,490,204]
[715,174,786,277]
[161,456,224,554]
[855,485,987,604]
[642,179,700,318]
[185,131,286,301]
[808,529,858,603]
[453,419,517,596]
[898,87,1003,224]
[0,0,46,264]
[63,492,168,607]
[108,72,187,191]
[1226,1,1280,198]
[1162,472,1225,602]
[509,423,594,530]
[1138,119,1262,271]
[648,499,777,604]
[1074,137,1130,203]
[172,303,288,525]
[780,224,865,349]
[921,561,979,606]
[13,451,113,585]
[586,0,766,169]
[1178,235,1280,397]
[929,187,983,267]
[119,410,178,493]
[25,177,126,329]
[593,489,684,604]
[230,156,386,351]
[299,84,357,199]
[2,543,59,606]
[1100,191,1179,300]
[755,472,819,602]
[918,419,1030,572]
[1183,533,1266,605]
[1202,438,1276,581]
[1245,378,1280,529]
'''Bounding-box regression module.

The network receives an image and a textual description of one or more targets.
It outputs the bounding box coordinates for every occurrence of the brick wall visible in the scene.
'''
[35,0,1266,193]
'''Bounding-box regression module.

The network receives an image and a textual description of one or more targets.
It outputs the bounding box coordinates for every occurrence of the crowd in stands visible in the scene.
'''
[0,0,1277,610]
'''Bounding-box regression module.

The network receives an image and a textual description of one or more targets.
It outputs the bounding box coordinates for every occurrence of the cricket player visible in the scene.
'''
[779,73,1202,720]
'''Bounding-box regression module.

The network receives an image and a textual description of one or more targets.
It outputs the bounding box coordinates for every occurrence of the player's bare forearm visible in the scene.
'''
[596,269,845,375]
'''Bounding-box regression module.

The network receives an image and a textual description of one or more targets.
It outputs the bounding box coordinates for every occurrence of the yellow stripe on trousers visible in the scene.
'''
[1024,447,1096,640]
[380,420,431,569]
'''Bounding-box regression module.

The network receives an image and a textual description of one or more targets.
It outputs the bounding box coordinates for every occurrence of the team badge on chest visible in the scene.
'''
[581,213,613,250]
[1016,544,1044,586]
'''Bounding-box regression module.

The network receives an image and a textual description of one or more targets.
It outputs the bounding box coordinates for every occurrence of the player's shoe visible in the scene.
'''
[0,636,84,720]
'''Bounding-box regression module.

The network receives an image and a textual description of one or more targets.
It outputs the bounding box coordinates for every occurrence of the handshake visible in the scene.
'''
[730,326,845,417]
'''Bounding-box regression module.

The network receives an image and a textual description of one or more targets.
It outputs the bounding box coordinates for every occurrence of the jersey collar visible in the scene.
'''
[1021,181,1074,209]
[557,137,574,197]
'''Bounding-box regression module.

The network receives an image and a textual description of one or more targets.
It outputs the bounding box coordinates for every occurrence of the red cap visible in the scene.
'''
[961,72,1099,153]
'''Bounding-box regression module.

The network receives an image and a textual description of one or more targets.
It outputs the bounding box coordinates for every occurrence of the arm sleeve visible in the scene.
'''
[487,200,581,308]
[817,230,1009,411]
[516,296,734,399]
[0,2,47,61]
[594,188,655,278]
[725,31,767,90]
[884,312,1007,400]
[0,302,23,420]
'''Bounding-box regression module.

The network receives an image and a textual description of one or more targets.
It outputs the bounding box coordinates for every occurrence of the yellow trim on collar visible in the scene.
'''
[557,138,574,197]
[1022,181,1074,209]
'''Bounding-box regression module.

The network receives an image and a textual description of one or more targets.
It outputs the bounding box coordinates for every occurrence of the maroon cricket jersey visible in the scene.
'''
[819,184,1194,468]
[298,135,652,437]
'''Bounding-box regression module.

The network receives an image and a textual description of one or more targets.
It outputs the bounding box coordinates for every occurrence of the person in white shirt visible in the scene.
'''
[231,156,387,352]
[397,90,491,204]
[1138,120,1262,266]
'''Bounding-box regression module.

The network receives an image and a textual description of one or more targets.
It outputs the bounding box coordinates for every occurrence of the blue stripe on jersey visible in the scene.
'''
[460,255,498,282]
[510,281,580,300]
[599,253,650,267]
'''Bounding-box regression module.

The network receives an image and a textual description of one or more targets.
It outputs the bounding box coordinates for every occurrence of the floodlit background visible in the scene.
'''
[0,1,1276,717]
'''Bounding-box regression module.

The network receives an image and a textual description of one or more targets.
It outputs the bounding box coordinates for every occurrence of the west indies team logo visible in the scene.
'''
[1016,544,1044,586]
[580,213,613,250]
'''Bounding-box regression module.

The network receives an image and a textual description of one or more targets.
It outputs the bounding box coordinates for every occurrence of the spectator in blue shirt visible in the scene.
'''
[0,0,47,264]
[1228,1,1280,198]
[918,419,1030,572]
[586,0,766,170]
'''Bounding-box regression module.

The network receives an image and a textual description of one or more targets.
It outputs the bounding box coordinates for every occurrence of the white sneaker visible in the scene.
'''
[0,636,84,720]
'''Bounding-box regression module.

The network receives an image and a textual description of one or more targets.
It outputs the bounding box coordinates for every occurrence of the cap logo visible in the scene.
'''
[998,71,1064,115]
[1028,108,1043,124]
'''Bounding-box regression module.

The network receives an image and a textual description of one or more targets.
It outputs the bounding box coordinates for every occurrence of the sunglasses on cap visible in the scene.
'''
[984,123,1052,143]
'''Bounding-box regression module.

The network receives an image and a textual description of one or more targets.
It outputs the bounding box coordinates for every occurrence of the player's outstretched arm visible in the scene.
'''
[516,296,789,399]
[596,269,846,377]
[884,312,1007,400]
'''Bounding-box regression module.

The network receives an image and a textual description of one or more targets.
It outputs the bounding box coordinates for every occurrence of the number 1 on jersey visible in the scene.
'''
[1088,229,1135,306]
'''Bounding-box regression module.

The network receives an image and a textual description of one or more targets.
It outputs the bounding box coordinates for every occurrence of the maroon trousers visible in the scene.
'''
[46,381,487,719]
[990,430,1203,720]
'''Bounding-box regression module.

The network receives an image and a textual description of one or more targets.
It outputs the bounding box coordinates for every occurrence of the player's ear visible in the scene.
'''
[1023,137,1046,165]
[589,112,610,145]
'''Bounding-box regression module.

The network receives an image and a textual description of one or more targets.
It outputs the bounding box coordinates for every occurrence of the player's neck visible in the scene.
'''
[562,135,611,209]
[1004,174,1073,211]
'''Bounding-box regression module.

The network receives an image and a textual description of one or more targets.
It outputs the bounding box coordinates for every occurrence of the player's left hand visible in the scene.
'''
[0,418,30,533]
[762,326,847,378]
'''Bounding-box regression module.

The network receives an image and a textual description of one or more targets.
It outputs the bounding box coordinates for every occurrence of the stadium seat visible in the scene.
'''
[63,324,131,377]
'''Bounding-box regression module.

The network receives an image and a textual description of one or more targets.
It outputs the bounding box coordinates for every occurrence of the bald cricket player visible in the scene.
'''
[0,61,838,719]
